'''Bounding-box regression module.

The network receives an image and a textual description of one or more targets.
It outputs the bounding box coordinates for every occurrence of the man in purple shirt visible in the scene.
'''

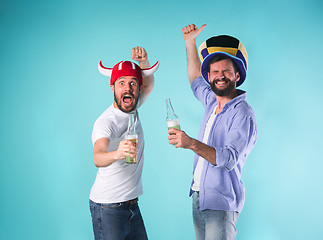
[168,24,258,239]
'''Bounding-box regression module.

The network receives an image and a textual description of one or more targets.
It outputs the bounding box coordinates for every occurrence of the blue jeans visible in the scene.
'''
[89,199,148,240]
[192,192,239,240]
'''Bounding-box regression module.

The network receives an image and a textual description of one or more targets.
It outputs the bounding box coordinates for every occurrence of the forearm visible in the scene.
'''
[93,150,120,168]
[140,59,154,93]
[185,39,201,84]
[168,128,217,165]
[138,59,154,105]
[189,138,217,165]
[138,59,150,68]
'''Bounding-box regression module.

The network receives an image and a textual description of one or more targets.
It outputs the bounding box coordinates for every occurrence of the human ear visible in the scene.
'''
[235,72,240,82]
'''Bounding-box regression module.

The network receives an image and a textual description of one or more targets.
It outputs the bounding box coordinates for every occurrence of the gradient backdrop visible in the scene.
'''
[1,0,323,239]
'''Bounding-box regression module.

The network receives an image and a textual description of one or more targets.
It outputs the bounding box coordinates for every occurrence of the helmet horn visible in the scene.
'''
[141,61,160,77]
[98,61,112,76]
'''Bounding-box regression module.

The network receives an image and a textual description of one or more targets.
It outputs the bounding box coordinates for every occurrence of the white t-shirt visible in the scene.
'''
[191,105,217,192]
[90,105,144,204]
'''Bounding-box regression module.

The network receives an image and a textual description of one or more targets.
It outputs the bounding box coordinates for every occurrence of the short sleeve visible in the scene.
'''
[92,118,115,146]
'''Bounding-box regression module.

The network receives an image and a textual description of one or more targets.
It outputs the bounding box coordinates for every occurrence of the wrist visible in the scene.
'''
[189,137,197,150]
[112,150,122,161]
[138,59,150,68]
[185,39,196,46]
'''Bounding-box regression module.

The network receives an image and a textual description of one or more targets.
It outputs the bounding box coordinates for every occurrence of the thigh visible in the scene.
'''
[192,192,205,240]
[204,210,239,240]
[90,200,130,240]
[90,200,102,240]
[126,204,148,240]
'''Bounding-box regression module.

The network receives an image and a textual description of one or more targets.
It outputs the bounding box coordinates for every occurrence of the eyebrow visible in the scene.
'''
[211,68,233,72]
[118,77,138,81]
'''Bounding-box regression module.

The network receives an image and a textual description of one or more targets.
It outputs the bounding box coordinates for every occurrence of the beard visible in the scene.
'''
[210,78,235,97]
[114,91,139,113]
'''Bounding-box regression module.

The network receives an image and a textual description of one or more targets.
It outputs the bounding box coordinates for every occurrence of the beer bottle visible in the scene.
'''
[166,98,181,130]
[125,113,138,164]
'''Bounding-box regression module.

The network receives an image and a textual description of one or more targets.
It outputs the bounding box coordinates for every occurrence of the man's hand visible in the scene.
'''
[168,128,194,149]
[115,139,137,160]
[182,24,206,42]
[168,128,218,165]
[182,24,205,83]
[131,46,148,63]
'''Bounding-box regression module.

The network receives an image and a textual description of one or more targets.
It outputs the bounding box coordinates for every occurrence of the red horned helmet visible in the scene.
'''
[98,60,159,85]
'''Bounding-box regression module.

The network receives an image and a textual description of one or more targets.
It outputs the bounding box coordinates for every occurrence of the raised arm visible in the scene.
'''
[182,24,206,84]
[131,46,154,106]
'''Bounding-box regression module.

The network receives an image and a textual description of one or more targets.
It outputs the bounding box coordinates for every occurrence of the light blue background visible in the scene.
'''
[1,0,323,239]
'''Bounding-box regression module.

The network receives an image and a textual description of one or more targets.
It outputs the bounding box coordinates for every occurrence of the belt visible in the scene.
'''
[122,198,138,204]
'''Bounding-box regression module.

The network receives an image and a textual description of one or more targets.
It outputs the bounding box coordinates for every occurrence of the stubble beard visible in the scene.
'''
[114,91,139,113]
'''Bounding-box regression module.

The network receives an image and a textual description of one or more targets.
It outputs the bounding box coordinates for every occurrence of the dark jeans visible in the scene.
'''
[89,199,148,240]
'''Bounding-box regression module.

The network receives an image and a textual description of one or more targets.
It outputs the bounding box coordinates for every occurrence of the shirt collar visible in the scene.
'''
[222,89,247,111]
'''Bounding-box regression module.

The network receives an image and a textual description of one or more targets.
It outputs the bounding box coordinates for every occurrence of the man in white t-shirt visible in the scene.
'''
[89,47,159,240]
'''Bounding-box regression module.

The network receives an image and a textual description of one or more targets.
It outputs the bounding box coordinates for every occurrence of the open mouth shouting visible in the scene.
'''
[114,91,139,113]
[122,93,135,107]
[112,76,141,113]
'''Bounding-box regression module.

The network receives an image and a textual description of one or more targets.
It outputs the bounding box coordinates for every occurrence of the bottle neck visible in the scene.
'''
[127,114,136,135]
[166,99,178,120]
